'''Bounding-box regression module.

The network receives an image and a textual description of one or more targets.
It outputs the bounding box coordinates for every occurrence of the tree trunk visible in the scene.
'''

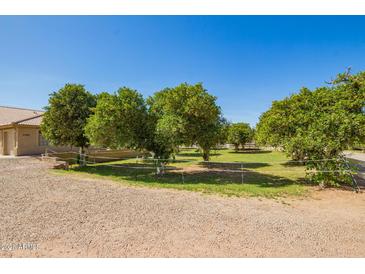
[240,142,246,150]
[202,149,210,161]
[234,144,239,151]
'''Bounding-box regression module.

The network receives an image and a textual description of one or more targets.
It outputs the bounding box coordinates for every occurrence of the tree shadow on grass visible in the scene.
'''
[137,159,195,164]
[71,164,308,189]
[198,161,270,169]
[228,150,271,154]
[93,162,157,168]
[176,152,222,157]
[280,161,306,167]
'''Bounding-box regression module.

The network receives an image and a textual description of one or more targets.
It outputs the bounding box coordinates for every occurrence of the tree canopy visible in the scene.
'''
[82,83,224,161]
[85,87,149,150]
[147,83,223,160]
[255,70,365,186]
[41,84,96,151]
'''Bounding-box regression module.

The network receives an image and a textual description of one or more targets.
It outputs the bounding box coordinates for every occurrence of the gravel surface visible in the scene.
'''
[0,158,364,257]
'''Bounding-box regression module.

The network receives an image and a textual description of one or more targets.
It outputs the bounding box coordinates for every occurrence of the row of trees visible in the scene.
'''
[41,71,364,186]
[255,70,365,186]
[41,83,254,161]
[86,83,225,161]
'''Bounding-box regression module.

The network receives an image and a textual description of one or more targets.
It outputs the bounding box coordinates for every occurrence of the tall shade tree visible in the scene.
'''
[255,87,313,159]
[85,87,149,150]
[41,84,96,155]
[227,122,253,151]
[148,83,223,161]
[215,117,230,146]
[255,70,365,187]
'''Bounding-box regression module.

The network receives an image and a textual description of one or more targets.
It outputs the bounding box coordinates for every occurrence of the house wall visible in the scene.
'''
[16,126,76,156]
[0,129,3,154]
[16,127,43,155]
[0,128,16,155]
[0,125,141,157]
[0,126,76,156]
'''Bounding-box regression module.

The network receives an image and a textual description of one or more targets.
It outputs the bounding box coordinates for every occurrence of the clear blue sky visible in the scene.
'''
[1,16,365,126]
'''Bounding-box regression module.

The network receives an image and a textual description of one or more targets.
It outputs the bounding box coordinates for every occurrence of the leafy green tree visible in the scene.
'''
[197,117,227,161]
[85,87,149,150]
[213,118,230,147]
[227,122,252,151]
[255,87,314,160]
[255,70,365,187]
[155,114,185,154]
[41,84,96,156]
[148,83,223,160]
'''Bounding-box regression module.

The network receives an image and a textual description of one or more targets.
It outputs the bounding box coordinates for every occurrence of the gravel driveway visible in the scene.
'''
[0,158,364,257]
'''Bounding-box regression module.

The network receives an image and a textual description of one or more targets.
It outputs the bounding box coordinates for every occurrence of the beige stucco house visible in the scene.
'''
[0,106,70,156]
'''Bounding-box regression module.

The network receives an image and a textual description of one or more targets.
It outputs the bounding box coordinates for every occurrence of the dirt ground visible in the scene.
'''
[0,158,364,257]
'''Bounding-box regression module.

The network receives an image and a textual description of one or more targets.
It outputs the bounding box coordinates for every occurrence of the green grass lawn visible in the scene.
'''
[54,148,310,198]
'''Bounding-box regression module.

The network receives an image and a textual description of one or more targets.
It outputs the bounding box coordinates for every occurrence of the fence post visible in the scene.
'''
[241,163,244,184]
[181,171,185,184]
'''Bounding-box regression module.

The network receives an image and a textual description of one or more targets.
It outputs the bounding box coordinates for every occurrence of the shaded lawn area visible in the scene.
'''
[54,149,310,198]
